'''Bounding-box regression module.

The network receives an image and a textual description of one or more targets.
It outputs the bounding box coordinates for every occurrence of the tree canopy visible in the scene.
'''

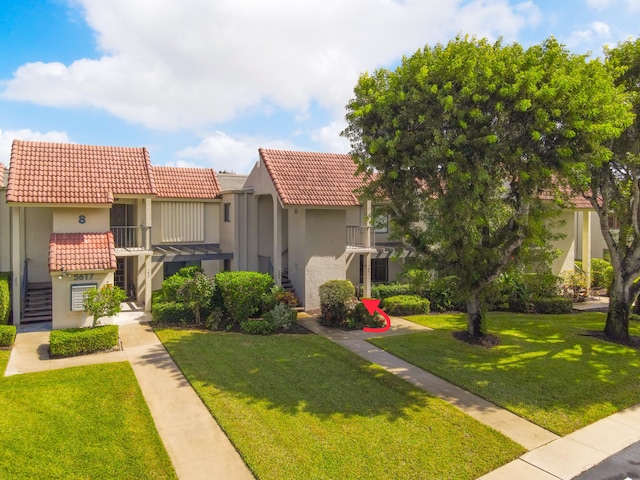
[574,37,640,341]
[344,36,632,337]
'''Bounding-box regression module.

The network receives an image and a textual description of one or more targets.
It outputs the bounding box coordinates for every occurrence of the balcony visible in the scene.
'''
[111,226,152,255]
[346,226,377,252]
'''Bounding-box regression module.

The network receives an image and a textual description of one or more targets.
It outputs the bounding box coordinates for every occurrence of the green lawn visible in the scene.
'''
[370,312,640,435]
[0,361,177,480]
[156,328,524,480]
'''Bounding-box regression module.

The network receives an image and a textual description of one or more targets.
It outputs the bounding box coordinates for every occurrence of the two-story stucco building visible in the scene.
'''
[0,139,601,328]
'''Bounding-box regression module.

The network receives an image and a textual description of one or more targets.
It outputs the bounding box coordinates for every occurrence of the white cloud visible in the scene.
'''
[175,131,298,173]
[0,128,70,165]
[310,121,351,153]
[567,21,612,51]
[1,0,540,131]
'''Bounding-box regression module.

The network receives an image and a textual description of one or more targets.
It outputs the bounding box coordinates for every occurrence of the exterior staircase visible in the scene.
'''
[22,282,53,323]
[281,269,303,310]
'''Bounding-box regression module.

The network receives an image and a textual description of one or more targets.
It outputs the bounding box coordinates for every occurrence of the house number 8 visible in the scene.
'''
[78,215,86,224]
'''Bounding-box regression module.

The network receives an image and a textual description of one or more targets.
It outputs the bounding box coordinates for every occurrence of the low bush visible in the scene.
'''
[0,325,16,347]
[399,268,432,296]
[152,301,195,324]
[383,295,430,316]
[215,271,274,325]
[533,297,573,314]
[319,280,356,326]
[266,303,297,331]
[425,276,465,312]
[50,325,119,357]
[630,313,640,322]
[591,258,612,289]
[275,290,299,307]
[371,283,415,300]
[0,272,10,325]
[240,319,275,335]
[345,300,385,330]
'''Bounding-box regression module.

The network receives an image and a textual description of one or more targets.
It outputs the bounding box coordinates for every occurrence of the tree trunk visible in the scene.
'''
[466,294,485,338]
[605,277,631,342]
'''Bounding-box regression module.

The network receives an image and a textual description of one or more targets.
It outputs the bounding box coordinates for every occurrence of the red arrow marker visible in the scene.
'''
[361,298,391,332]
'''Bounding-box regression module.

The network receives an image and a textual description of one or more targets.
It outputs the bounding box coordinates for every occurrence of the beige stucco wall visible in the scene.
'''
[257,195,274,264]
[51,270,115,329]
[53,207,109,233]
[550,209,576,275]
[287,205,306,304]
[25,208,53,283]
[304,209,348,310]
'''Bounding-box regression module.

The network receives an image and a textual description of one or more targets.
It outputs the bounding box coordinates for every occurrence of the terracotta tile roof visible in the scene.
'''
[49,232,117,272]
[258,148,365,206]
[7,140,157,204]
[153,166,221,199]
[540,189,593,210]
[0,163,5,188]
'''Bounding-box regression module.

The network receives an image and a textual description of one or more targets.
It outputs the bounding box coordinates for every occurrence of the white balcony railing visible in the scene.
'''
[346,225,375,249]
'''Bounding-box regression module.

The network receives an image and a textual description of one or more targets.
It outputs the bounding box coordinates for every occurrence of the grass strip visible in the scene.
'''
[371,312,640,435]
[157,328,524,480]
[0,362,177,480]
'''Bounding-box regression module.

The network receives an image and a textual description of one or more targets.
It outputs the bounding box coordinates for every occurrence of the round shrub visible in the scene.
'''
[215,271,275,325]
[152,302,195,324]
[319,280,355,326]
[266,303,297,331]
[383,295,430,316]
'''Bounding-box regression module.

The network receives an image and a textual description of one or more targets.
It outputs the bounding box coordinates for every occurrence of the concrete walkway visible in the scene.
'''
[298,316,559,451]
[5,312,254,480]
[299,316,640,480]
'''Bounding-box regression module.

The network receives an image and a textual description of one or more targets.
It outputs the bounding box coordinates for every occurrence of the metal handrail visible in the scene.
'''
[21,259,28,318]
[110,226,151,249]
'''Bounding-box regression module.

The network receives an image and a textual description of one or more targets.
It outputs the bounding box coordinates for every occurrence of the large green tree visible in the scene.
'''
[344,36,631,338]
[577,38,640,342]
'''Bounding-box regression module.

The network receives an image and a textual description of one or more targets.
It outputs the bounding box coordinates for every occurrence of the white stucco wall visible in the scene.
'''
[0,188,10,272]
[304,209,348,310]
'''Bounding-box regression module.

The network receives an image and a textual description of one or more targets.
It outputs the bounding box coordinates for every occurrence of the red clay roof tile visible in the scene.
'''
[49,232,117,273]
[153,166,221,199]
[7,140,156,204]
[258,148,364,206]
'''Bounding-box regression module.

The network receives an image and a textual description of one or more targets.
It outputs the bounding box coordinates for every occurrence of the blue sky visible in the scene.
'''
[0,0,638,173]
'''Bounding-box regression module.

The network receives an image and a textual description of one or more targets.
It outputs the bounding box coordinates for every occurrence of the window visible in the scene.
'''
[608,216,620,229]
[223,259,231,271]
[373,206,388,233]
[70,284,98,311]
[372,258,389,283]
[359,257,389,284]
[224,203,231,222]
[163,261,201,279]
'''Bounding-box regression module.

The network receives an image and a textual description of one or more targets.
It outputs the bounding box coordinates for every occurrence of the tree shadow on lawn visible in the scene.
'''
[382,312,640,433]
[157,329,435,422]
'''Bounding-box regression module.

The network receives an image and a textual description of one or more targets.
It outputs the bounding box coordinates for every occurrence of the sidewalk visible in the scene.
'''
[5,311,254,480]
[299,316,640,480]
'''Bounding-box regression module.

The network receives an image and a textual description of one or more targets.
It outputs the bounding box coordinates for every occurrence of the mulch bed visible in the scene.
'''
[452,330,501,349]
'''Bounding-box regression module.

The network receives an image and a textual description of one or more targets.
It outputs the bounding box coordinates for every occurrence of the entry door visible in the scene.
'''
[114,257,136,299]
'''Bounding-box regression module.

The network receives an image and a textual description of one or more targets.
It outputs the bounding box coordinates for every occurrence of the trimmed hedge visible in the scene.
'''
[371,283,415,301]
[0,272,10,325]
[152,302,195,324]
[383,295,430,316]
[0,325,16,347]
[533,297,573,314]
[240,319,275,335]
[49,325,119,357]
